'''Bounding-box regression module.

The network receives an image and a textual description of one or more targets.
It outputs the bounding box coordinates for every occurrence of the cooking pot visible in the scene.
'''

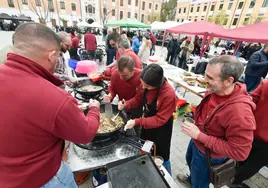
[83,104,128,142]
[73,79,106,98]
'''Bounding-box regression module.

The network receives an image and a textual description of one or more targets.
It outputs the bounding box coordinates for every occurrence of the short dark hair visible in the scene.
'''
[208,55,244,83]
[117,55,134,72]
[14,22,61,48]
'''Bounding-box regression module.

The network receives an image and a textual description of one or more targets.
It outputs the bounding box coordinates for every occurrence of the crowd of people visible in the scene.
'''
[0,22,268,188]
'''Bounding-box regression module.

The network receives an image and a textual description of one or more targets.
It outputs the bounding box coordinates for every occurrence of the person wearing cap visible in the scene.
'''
[179,36,194,70]
[138,34,152,66]
[118,64,176,175]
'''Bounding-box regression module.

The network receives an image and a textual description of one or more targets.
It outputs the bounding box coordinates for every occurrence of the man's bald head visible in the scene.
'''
[57,31,72,53]
[13,23,62,73]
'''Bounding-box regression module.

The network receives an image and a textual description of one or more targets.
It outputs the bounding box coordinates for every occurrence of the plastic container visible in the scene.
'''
[68,59,79,69]
[75,60,98,74]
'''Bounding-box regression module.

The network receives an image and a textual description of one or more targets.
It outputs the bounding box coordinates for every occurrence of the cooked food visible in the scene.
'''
[183,72,192,76]
[186,80,196,86]
[98,113,124,133]
[183,77,197,81]
[198,83,207,88]
[77,85,103,92]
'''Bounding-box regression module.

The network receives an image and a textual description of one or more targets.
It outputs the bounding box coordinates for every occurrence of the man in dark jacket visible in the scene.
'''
[244,43,268,92]
[246,43,262,60]
[166,34,179,64]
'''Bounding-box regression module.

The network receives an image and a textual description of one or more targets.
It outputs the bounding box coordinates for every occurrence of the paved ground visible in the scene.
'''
[0,31,267,188]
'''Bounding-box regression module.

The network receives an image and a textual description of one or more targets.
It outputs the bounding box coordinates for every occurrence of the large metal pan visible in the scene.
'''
[83,104,128,142]
[73,79,106,98]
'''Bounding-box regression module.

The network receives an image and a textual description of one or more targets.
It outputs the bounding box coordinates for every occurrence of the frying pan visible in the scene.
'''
[73,79,105,98]
[83,104,128,142]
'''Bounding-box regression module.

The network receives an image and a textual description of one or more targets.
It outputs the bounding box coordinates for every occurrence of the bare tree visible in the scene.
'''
[29,0,50,24]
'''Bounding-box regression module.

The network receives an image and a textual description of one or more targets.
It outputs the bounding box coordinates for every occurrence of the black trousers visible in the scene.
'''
[166,52,175,64]
[233,138,268,184]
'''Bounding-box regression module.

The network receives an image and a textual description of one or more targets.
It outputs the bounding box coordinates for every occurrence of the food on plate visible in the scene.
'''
[98,113,124,133]
[198,83,207,88]
[183,72,192,76]
[186,80,196,86]
[183,77,197,82]
[77,85,103,92]
[196,78,208,88]
[88,72,101,79]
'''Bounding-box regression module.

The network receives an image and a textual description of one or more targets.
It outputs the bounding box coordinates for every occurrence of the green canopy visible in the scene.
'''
[105,18,151,28]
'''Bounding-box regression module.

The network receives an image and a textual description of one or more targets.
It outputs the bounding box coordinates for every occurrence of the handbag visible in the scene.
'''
[203,125,236,187]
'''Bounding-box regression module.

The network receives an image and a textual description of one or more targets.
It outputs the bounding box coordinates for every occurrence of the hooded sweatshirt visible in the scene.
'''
[194,83,256,161]
[250,80,268,143]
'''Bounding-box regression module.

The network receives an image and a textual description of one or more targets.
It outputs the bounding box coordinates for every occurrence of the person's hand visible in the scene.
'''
[88,99,100,110]
[181,121,200,139]
[124,119,135,131]
[118,99,126,111]
[103,94,112,103]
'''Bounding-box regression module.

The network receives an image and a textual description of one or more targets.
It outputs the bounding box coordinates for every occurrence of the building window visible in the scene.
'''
[141,14,144,22]
[35,0,41,6]
[112,0,115,1]
[142,2,145,10]
[210,5,215,11]
[182,18,184,22]
[7,0,14,7]
[243,17,249,25]
[155,4,158,10]
[48,0,54,11]
[219,4,223,10]
[184,7,186,13]
[178,8,181,14]
[112,9,115,16]
[228,3,233,10]
[22,0,28,5]
[190,7,193,12]
[120,0,123,6]
[189,19,191,21]
[93,7,95,13]
[149,3,152,9]
[135,13,138,18]
[197,6,200,12]
[249,0,256,8]
[238,2,244,9]
[203,6,207,12]
[71,3,76,11]
[223,18,228,25]
[262,0,268,7]
[194,19,197,22]
[128,12,131,18]
[232,17,238,25]
[135,0,138,6]
[120,11,123,19]
[128,0,131,5]
[148,15,151,21]
[60,1,65,9]
[85,6,88,13]
[256,17,263,23]
[88,5,92,13]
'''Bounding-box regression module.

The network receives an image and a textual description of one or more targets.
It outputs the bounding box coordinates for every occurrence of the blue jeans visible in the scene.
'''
[245,75,261,92]
[41,161,78,188]
[186,139,225,188]
[163,160,172,176]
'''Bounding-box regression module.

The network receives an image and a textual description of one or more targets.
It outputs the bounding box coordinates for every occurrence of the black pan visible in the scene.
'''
[83,104,128,142]
[73,79,105,97]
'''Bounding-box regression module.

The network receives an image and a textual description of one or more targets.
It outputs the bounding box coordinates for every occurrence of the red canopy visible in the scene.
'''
[166,20,226,35]
[212,20,268,43]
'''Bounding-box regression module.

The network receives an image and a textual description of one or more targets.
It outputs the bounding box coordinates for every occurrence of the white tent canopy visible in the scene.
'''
[151,20,192,30]
[88,22,102,28]
[77,21,91,27]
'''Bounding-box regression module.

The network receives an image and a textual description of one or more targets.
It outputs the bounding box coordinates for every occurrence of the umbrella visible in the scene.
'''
[105,18,150,28]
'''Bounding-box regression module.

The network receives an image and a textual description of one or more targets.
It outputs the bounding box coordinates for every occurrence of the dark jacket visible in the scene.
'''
[167,39,179,54]
[246,45,262,60]
[245,49,268,78]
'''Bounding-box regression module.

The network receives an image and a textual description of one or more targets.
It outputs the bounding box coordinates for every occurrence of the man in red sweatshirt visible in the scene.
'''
[229,80,268,188]
[103,55,142,135]
[84,28,97,59]
[0,23,100,188]
[177,55,256,188]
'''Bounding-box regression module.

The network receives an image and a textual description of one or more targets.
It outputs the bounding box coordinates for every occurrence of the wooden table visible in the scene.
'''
[160,64,206,98]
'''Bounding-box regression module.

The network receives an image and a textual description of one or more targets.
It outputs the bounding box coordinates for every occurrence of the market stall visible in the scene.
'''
[105,18,151,28]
